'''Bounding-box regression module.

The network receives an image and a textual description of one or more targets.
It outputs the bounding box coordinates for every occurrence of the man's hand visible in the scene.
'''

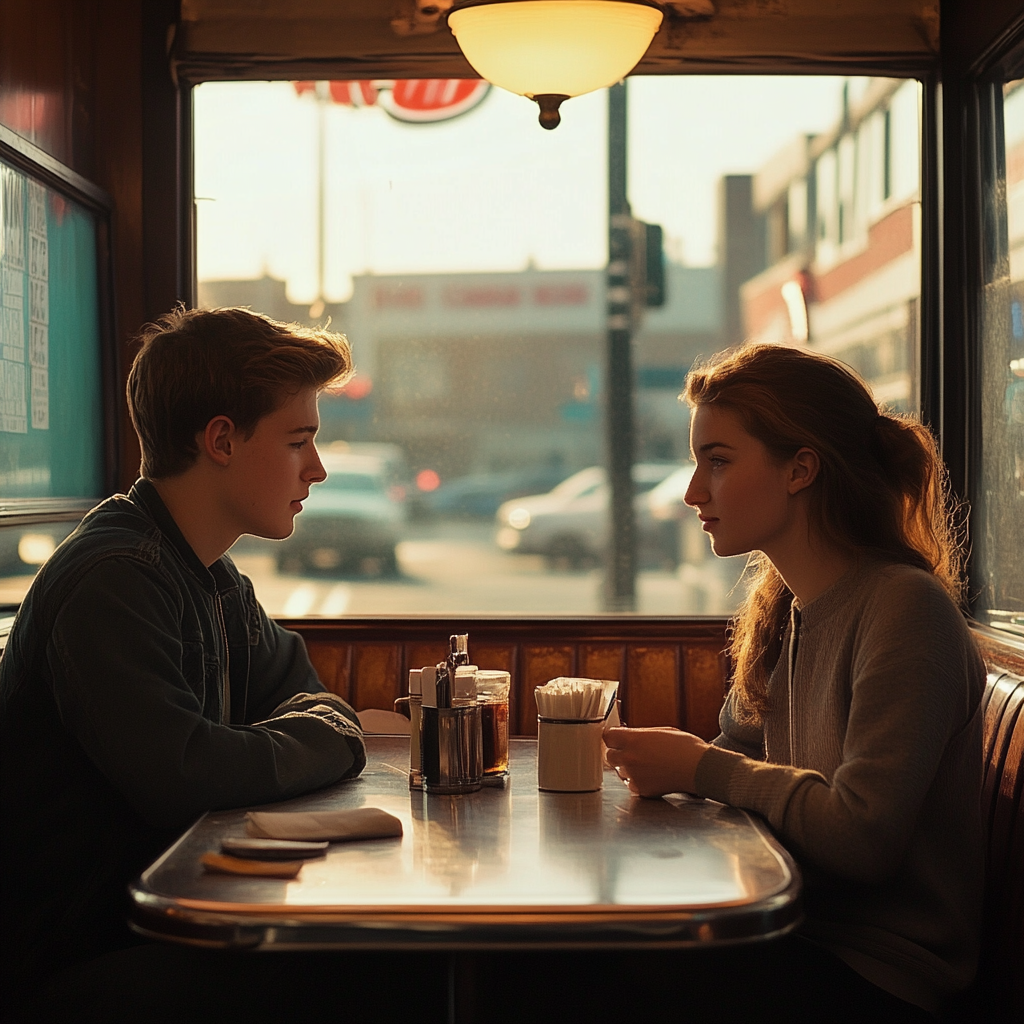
[603,727,709,798]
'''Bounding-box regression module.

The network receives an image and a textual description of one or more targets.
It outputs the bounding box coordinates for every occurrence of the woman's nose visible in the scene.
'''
[684,471,707,508]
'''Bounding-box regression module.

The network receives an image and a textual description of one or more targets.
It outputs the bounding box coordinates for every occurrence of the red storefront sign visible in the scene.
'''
[293,80,490,123]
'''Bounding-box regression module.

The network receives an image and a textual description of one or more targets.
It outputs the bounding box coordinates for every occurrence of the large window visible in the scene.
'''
[976,79,1024,637]
[193,75,921,617]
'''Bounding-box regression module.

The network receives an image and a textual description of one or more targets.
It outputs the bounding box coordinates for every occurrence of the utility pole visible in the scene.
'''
[314,81,329,314]
[604,80,637,612]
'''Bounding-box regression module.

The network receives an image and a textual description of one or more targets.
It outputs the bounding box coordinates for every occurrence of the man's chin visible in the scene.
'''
[252,522,296,542]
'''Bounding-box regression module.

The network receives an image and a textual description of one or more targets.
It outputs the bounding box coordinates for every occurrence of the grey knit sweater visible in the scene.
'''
[693,558,985,1014]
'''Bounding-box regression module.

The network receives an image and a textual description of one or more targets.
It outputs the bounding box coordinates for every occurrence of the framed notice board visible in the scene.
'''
[0,127,115,510]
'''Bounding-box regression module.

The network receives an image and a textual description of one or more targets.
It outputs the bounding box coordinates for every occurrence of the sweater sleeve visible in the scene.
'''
[712,684,766,759]
[47,558,365,831]
[694,571,981,884]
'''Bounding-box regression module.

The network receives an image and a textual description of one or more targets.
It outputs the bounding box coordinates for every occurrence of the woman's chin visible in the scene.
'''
[709,536,745,559]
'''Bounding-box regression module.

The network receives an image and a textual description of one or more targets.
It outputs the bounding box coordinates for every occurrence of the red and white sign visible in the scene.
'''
[293,80,491,123]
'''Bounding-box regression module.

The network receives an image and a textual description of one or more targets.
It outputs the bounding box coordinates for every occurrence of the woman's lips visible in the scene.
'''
[698,515,718,532]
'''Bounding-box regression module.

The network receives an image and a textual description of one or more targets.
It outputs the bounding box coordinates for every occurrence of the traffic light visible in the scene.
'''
[643,221,665,308]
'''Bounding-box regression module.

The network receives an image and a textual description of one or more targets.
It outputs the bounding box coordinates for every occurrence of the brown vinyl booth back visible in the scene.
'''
[969,632,1024,1021]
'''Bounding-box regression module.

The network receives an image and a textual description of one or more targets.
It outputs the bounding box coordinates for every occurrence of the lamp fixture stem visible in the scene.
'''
[533,94,569,130]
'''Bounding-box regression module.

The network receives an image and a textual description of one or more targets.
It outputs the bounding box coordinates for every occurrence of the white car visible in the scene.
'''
[495,464,682,569]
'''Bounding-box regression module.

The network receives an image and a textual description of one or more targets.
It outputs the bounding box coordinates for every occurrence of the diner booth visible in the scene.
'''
[1,1,1021,1021]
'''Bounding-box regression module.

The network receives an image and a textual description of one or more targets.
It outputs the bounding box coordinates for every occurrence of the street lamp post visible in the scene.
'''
[604,80,637,612]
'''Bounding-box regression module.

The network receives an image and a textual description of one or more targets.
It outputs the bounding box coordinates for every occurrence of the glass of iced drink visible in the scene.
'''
[474,670,511,776]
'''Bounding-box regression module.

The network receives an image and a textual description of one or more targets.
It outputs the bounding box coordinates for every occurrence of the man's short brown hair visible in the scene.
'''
[128,306,353,478]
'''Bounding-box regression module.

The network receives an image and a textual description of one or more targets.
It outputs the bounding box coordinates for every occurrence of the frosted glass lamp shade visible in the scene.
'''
[449,1,663,126]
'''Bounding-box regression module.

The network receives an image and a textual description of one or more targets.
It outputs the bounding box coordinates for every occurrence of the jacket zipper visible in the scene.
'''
[214,592,231,725]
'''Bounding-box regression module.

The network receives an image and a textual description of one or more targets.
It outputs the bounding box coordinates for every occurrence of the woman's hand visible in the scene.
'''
[603,727,709,798]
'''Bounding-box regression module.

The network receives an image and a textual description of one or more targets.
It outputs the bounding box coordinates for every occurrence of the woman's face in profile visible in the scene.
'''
[684,405,801,560]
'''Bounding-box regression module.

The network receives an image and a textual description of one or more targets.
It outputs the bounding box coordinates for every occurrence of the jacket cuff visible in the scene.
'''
[693,744,747,804]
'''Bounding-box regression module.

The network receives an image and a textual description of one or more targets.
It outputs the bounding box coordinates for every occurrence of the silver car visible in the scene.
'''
[495,463,681,570]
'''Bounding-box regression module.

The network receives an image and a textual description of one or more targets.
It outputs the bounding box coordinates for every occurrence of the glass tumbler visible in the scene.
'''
[474,670,511,776]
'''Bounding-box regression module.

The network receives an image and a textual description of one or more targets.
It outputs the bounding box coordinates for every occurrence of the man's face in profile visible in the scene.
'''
[221,387,327,540]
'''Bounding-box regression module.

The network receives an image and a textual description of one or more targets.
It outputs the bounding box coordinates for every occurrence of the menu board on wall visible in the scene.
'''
[0,159,104,499]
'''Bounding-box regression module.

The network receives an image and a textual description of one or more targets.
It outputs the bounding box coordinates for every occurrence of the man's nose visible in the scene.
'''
[306,446,327,483]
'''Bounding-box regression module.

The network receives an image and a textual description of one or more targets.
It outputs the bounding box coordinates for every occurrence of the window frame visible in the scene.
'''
[148,4,1024,633]
[0,124,119,529]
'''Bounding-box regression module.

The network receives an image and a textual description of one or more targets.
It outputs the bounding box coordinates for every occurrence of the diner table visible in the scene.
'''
[129,736,802,955]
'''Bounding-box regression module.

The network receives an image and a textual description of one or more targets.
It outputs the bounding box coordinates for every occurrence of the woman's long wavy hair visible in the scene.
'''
[683,344,966,716]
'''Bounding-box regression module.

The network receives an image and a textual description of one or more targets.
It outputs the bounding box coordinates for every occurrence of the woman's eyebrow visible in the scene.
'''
[697,441,736,454]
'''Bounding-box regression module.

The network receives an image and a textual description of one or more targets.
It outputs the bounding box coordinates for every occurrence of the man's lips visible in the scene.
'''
[698,514,718,531]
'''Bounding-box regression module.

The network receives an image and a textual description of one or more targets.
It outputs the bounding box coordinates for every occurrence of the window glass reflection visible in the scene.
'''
[976,80,1024,636]
[193,75,921,617]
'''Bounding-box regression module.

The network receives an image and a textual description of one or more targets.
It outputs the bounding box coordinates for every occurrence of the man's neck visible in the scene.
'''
[149,474,239,568]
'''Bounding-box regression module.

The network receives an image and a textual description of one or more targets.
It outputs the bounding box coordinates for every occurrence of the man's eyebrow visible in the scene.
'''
[288,425,319,435]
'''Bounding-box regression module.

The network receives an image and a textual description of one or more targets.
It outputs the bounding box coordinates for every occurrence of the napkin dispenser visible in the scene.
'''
[420,634,483,794]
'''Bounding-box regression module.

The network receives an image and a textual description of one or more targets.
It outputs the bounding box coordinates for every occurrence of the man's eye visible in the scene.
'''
[291,440,308,449]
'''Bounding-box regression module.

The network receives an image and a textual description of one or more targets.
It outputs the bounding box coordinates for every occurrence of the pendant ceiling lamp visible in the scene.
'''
[447,1,664,129]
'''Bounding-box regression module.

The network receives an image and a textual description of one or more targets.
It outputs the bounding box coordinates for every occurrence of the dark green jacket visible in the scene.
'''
[0,479,365,979]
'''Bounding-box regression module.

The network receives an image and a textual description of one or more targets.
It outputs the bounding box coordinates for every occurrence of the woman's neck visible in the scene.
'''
[765,534,858,608]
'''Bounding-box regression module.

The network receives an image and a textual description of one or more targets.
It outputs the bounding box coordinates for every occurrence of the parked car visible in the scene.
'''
[644,464,696,568]
[495,463,682,569]
[424,466,571,519]
[275,452,406,577]
[0,520,78,577]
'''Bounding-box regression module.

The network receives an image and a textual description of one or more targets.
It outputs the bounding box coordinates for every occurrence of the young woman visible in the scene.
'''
[605,344,985,1022]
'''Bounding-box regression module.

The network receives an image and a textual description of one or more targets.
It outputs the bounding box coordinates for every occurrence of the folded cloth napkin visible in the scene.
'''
[245,807,403,842]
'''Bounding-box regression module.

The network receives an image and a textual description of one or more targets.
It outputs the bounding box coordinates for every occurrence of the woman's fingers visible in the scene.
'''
[602,727,710,797]
[603,726,629,749]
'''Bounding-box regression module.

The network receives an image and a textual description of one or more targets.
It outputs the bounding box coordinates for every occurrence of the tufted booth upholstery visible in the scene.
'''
[964,661,1024,1021]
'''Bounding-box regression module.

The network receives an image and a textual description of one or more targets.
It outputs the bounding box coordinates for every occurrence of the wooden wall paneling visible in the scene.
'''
[471,643,516,674]
[305,641,352,702]
[518,645,575,735]
[578,643,627,725]
[625,645,680,727]
[470,641,518,733]
[683,643,730,740]
[351,644,401,711]
[578,645,626,688]
[404,642,449,677]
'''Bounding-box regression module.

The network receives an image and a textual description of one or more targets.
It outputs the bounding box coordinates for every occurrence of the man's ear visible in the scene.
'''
[787,447,820,495]
[203,416,237,468]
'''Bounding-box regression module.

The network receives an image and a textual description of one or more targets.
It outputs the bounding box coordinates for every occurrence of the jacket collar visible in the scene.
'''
[128,478,236,594]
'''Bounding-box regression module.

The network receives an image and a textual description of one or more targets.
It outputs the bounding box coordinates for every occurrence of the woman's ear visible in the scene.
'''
[787,447,820,495]
[203,416,236,467]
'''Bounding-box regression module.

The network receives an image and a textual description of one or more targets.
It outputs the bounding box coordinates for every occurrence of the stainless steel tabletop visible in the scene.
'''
[130,737,801,950]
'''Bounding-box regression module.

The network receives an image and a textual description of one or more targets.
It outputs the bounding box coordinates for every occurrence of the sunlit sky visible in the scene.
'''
[195,76,856,305]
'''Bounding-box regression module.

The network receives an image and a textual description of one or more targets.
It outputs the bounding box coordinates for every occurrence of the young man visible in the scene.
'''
[0,307,367,998]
